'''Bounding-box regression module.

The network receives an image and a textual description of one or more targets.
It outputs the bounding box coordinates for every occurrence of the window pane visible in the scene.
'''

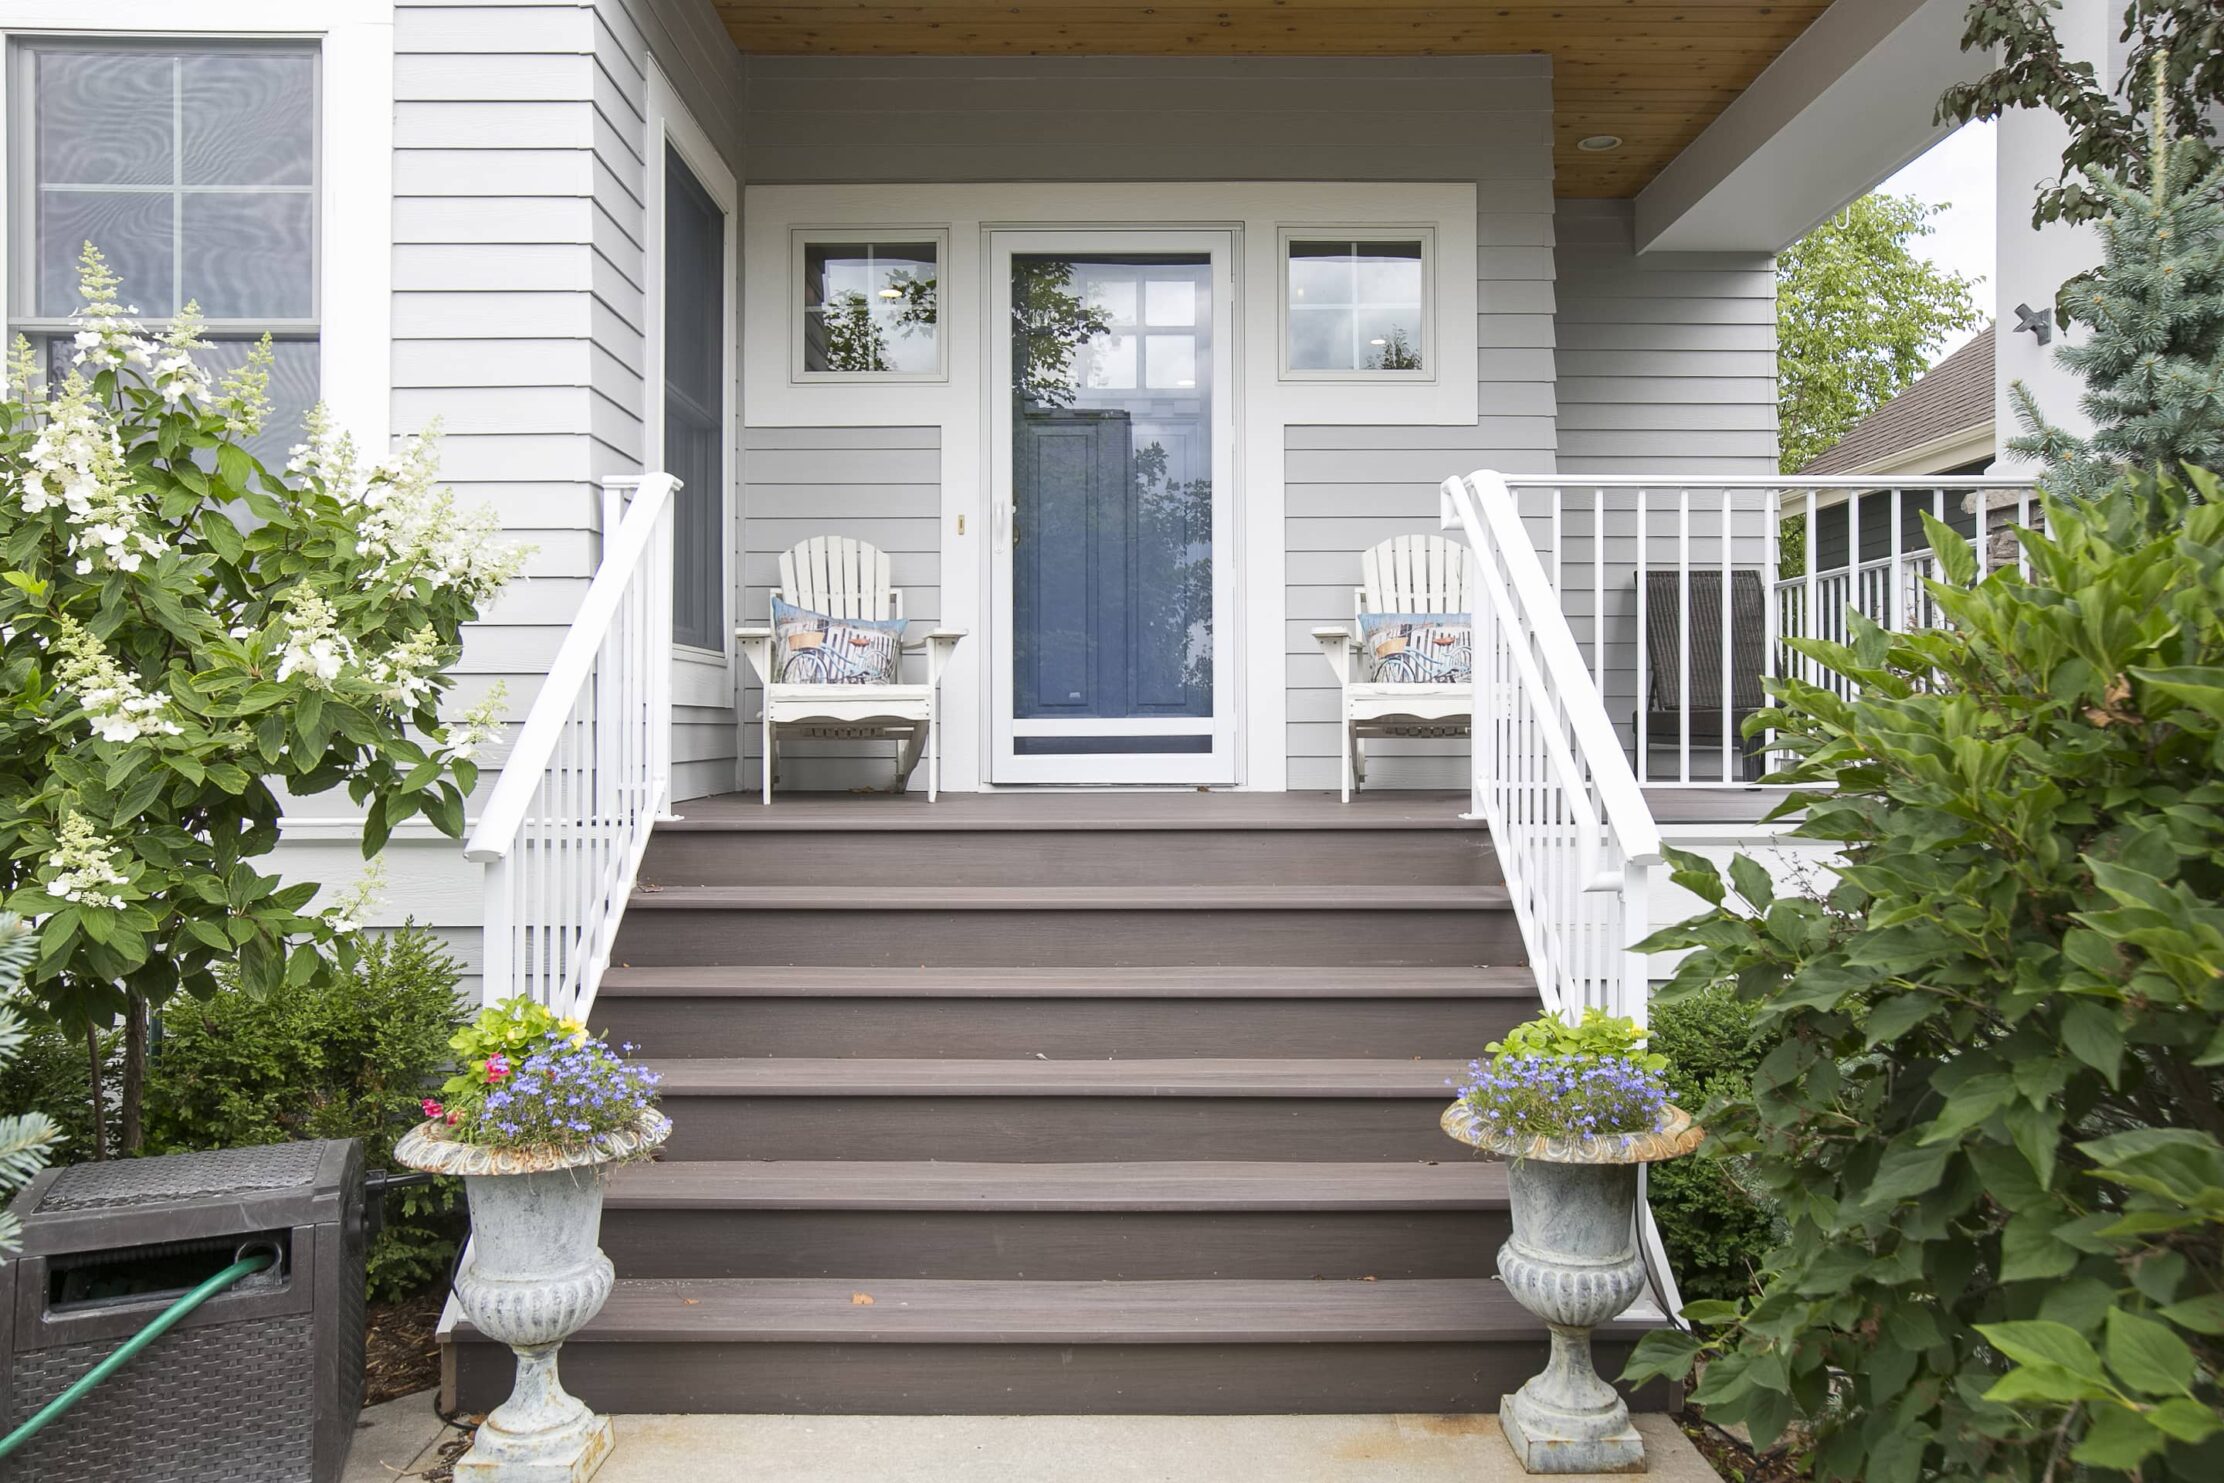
[1144,278,1195,327]
[182,51,315,187]
[39,191,175,317]
[36,49,173,187]
[181,193,314,318]
[664,149,726,650]
[35,334,316,469]
[1286,240,1425,372]
[802,240,937,374]
[1083,333,1137,390]
[1145,334,1196,390]
[1086,279,1137,325]
[664,148,723,409]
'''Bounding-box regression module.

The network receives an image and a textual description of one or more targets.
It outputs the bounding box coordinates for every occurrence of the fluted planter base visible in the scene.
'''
[396,1112,671,1483]
[1442,1102,1704,1477]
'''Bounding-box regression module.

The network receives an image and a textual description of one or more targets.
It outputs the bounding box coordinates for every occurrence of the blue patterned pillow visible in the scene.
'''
[771,597,906,685]
[1359,612,1473,684]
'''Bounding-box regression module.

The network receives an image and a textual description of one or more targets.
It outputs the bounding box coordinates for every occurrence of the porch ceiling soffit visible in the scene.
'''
[1633,0,1987,254]
[714,1,1831,199]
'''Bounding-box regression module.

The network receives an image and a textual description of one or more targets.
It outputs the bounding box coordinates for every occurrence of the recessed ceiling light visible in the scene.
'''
[1576,134,1624,153]
[877,287,903,299]
[1369,338,1388,347]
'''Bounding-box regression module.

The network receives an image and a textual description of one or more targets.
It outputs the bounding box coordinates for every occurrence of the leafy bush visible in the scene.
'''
[1624,475,2224,1480]
[0,246,518,1153]
[429,997,659,1150]
[0,1011,113,1163]
[1646,984,1781,1306]
[0,918,59,1252]
[143,925,468,1300]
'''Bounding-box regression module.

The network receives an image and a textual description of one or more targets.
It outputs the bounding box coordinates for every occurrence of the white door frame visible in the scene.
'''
[986,229,1240,785]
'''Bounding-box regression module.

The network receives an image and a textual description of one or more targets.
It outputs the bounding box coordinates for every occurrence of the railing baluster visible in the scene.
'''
[1719,488,1733,784]
[1677,488,1691,786]
[1634,486,1648,787]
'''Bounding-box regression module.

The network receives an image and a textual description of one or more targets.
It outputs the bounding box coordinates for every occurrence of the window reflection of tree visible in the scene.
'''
[1132,440,1214,708]
[1368,326,1423,370]
[1012,259,1114,408]
[816,271,936,372]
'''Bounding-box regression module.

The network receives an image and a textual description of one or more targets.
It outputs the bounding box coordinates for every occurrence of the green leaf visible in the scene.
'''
[215,440,254,493]
[1729,854,1775,910]
[1921,509,1977,586]
[2001,1210,2080,1281]
[1662,845,1723,907]
[2147,1397,2224,1444]
[1984,1363,2099,1405]
[1619,1327,1704,1385]
[2132,664,2224,721]
[2071,1403,2167,1469]
[1864,992,1941,1047]
[1678,1299,1743,1326]
[2004,1100,2060,1190]
[1866,1141,1955,1207]
[2103,1307,2195,1397]
[2158,1294,2224,1336]
[1977,1321,2105,1381]
[2058,1000,2125,1086]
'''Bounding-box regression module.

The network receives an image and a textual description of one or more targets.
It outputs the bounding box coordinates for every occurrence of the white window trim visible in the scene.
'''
[789,226,949,385]
[644,60,740,695]
[0,1,393,452]
[1278,225,1437,384]
[742,181,1479,795]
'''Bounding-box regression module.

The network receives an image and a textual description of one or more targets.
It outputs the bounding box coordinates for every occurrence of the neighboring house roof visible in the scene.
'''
[1801,324,1996,476]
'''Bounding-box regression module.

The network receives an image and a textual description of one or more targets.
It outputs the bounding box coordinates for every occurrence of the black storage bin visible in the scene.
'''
[0,1140,366,1483]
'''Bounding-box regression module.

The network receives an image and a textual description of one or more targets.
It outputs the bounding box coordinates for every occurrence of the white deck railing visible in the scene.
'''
[1498,475,2041,785]
[465,472,678,1018]
[1441,470,1663,1028]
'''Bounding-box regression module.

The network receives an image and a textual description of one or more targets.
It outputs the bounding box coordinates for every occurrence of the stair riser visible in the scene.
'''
[640,829,1500,889]
[657,1095,1459,1162]
[594,996,1526,1060]
[602,1208,1507,1281]
[451,1338,1666,1416]
[612,908,1523,968]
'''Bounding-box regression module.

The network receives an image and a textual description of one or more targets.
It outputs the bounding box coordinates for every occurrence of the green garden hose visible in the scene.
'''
[0,1250,276,1461]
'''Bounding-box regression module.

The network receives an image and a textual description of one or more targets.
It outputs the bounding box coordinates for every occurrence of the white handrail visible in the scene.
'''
[467,471,678,1017]
[1442,469,1662,1025]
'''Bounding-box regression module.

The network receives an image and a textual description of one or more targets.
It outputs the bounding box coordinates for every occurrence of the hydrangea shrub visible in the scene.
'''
[0,246,521,1150]
[428,997,660,1150]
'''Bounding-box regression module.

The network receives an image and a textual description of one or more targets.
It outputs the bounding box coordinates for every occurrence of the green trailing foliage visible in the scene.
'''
[1646,986,1781,1307]
[1623,472,2224,1480]
[0,916,60,1254]
[141,924,469,1301]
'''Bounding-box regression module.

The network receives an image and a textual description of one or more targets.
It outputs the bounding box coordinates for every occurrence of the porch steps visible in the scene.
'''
[594,965,1532,1059]
[601,1160,1511,1280]
[444,792,1670,1414]
[491,1277,1664,1416]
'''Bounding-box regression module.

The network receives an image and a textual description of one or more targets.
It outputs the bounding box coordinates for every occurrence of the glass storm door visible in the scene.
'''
[988,231,1238,784]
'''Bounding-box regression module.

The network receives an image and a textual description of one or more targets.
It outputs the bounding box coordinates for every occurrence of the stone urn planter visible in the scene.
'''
[396,1108,670,1483]
[1442,1100,1704,1475]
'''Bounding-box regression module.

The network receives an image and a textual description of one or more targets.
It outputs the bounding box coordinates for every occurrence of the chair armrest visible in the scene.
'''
[1310,625,1356,686]
[734,626,775,686]
[920,628,966,686]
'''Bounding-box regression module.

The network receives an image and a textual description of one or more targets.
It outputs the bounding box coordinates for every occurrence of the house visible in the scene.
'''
[1801,324,1997,481]
[4,0,2068,1419]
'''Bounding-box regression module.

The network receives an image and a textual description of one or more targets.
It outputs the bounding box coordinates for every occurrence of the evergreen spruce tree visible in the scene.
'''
[2011,60,2224,500]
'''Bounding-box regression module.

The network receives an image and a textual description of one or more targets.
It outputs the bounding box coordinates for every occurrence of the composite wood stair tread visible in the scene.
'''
[663,790,1490,831]
[627,884,1510,911]
[645,1057,1470,1096]
[607,1159,1507,1211]
[457,1277,1664,1345]
[597,964,1534,999]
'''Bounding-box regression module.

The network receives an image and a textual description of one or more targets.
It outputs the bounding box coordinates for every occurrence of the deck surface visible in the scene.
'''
[672,787,1792,829]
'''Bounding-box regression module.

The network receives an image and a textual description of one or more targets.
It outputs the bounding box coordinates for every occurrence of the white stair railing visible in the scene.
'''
[1442,469,1684,1323]
[1442,470,1663,1027]
[465,472,678,1019]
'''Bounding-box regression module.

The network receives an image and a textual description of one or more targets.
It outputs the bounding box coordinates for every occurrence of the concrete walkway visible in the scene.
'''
[344,1392,1717,1481]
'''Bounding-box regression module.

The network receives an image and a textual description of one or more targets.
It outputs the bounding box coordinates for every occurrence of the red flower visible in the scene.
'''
[421,1098,444,1119]
[484,1053,510,1082]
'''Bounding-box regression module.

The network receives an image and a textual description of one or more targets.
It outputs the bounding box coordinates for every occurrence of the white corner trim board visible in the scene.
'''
[742,181,1482,794]
[0,1,396,452]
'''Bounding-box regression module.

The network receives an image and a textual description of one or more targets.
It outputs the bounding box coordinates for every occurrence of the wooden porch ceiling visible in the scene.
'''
[715,1,1833,197]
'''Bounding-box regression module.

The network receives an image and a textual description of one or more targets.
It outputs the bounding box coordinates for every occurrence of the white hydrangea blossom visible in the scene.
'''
[286,403,362,498]
[50,617,184,743]
[353,421,528,602]
[446,684,508,762]
[68,246,155,376]
[326,859,387,936]
[217,339,274,440]
[45,812,131,910]
[274,585,354,688]
[150,306,212,409]
[16,374,165,574]
[362,625,443,709]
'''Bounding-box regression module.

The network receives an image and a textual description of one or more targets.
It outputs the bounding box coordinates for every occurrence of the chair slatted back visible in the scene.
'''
[1642,568,1766,711]
[1356,534,1470,618]
[776,537,901,622]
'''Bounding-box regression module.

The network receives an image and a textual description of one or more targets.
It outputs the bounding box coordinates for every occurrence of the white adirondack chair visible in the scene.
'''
[736,537,966,803]
[1310,534,1474,802]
